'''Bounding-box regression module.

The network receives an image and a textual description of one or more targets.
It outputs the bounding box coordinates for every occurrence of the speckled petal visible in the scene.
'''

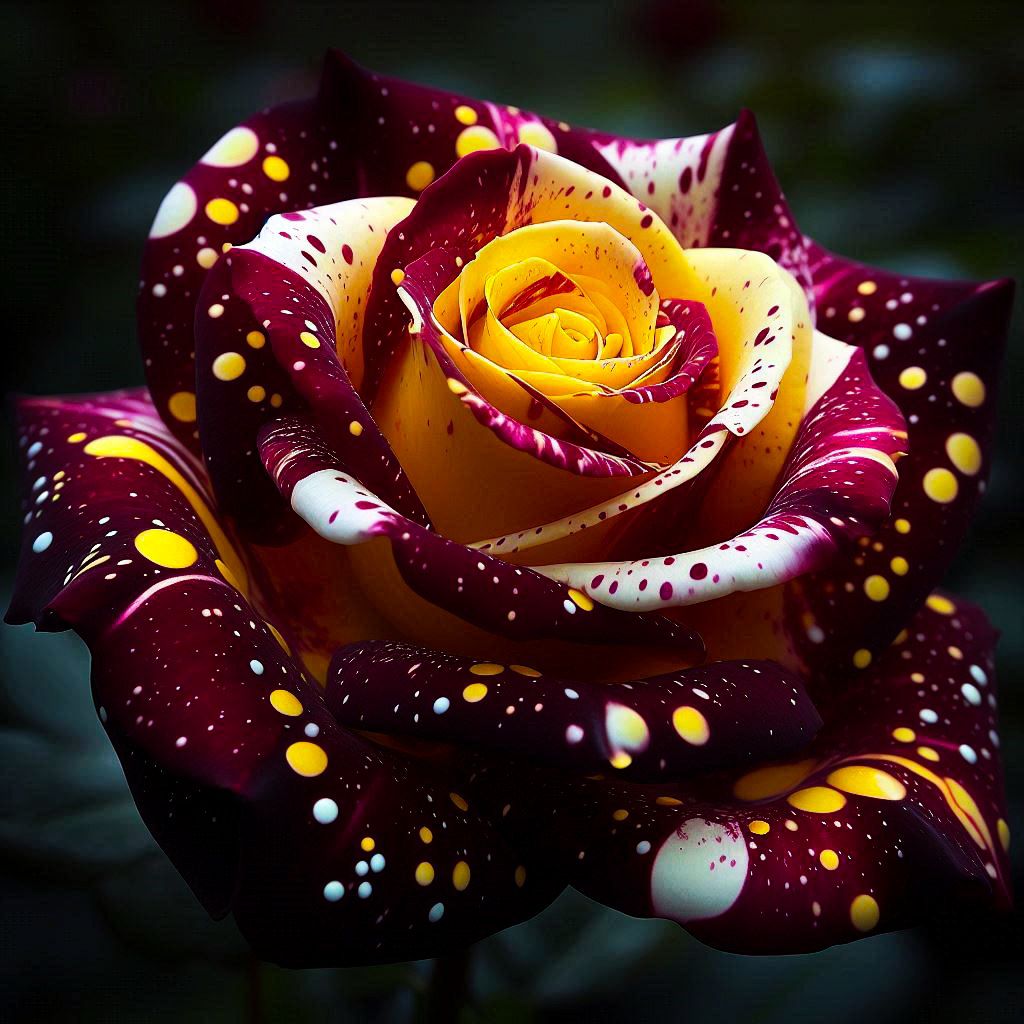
[539,595,1009,953]
[5,392,566,965]
[790,246,1013,672]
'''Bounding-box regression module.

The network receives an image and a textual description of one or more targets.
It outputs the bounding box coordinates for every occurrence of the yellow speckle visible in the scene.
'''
[864,575,890,602]
[517,121,558,152]
[853,648,872,669]
[748,820,771,835]
[847,306,866,322]
[265,620,290,653]
[850,894,880,932]
[360,836,375,852]
[997,818,1010,852]
[947,645,963,660]
[469,662,503,676]
[951,371,985,407]
[205,197,239,226]
[168,391,197,423]
[197,247,219,269]
[216,558,243,592]
[927,594,956,615]
[514,865,527,887]
[857,280,877,295]
[299,330,320,348]
[349,420,364,436]
[612,808,629,821]
[917,746,941,762]
[207,302,225,319]
[787,786,847,814]
[827,765,906,801]
[946,433,982,475]
[923,467,958,503]
[285,741,327,777]
[672,705,710,746]
[415,862,435,886]
[270,393,283,408]
[452,861,471,891]
[419,827,433,844]
[246,330,266,348]
[890,556,909,576]
[894,518,911,534]
[134,528,197,569]
[247,385,266,403]
[510,664,541,677]
[898,366,927,390]
[449,792,469,811]
[655,796,683,806]
[405,160,435,192]
[568,588,594,611]
[262,155,290,181]
[462,682,488,703]
[609,751,633,769]
[733,758,818,801]
[447,378,468,395]
[456,124,501,157]
[819,849,840,870]
[269,689,303,716]
[68,432,87,443]
[454,104,478,125]
[212,352,246,381]
[892,727,916,743]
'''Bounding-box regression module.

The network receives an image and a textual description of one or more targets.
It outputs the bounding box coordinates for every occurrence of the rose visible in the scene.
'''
[7,51,1011,965]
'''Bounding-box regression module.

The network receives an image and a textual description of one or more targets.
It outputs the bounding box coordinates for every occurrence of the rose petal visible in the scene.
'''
[532,594,1009,953]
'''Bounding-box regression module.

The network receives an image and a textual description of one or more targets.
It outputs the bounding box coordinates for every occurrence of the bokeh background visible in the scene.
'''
[2,1,1022,1021]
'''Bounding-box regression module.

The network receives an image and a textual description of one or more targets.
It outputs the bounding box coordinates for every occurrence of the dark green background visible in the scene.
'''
[2,1,1022,1021]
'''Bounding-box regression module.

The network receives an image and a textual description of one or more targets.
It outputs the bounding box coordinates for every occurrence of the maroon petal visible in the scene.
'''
[5,392,566,965]
[540,594,1009,953]
[791,246,1014,672]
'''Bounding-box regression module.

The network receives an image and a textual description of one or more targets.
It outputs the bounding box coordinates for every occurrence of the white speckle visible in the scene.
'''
[919,708,939,724]
[32,531,53,553]
[433,696,450,715]
[564,688,580,700]
[428,902,445,922]
[563,600,576,614]
[313,798,338,824]
[323,880,344,902]
[152,283,167,298]
[873,344,890,360]
[566,724,584,744]
[355,860,369,876]
[304,722,320,738]
[175,736,187,748]
[370,853,386,872]
[98,706,108,723]
[893,323,913,340]
[249,659,264,675]
[959,744,978,764]
[357,881,372,899]
[636,840,651,855]
[969,664,988,686]
[961,683,982,706]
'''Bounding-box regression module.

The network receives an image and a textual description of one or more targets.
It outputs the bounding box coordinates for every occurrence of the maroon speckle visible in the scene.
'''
[659,582,673,601]
[690,563,708,580]
[342,244,354,264]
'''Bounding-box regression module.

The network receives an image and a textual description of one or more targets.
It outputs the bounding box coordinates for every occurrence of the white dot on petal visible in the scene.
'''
[357,881,372,899]
[313,798,338,824]
[636,840,652,855]
[249,659,264,675]
[961,683,982,706]
[959,744,978,764]
[428,902,445,922]
[566,724,584,744]
[564,688,580,700]
[323,880,344,902]
[873,344,890,360]
[304,722,321,738]
[893,323,913,340]
[969,665,988,685]
[149,181,197,239]
[919,708,939,724]
[433,697,450,714]
[355,860,369,876]
[32,531,53,553]
[370,853,385,872]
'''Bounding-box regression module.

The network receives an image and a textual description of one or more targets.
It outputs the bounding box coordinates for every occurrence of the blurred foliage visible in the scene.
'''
[1,1,1022,1021]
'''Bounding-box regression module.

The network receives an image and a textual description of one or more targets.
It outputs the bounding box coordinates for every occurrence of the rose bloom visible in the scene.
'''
[7,52,1013,966]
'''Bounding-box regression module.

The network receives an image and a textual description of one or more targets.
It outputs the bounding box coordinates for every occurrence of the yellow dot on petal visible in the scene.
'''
[864,575,890,601]
[517,121,557,152]
[748,819,771,835]
[454,104,478,125]
[247,385,266,403]
[349,420,363,436]
[462,682,488,703]
[827,765,906,801]
[246,330,266,348]
[419,827,433,844]
[857,280,877,295]
[656,796,683,806]
[449,792,469,811]
[391,268,406,285]
[951,371,985,407]
[511,664,542,677]
[609,751,633,769]
[270,394,283,408]
[917,746,940,762]
[215,558,243,593]
[847,306,866,322]
[612,808,629,821]
[894,518,911,534]
[68,432,87,443]
[850,894,880,932]
[947,645,963,660]
[820,849,840,870]
[213,352,246,381]
[447,378,468,395]
[415,862,435,885]
[890,556,909,576]
[568,588,594,611]
[269,689,303,716]
[672,705,710,746]
[452,861,471,891]
[898,366,927,390]
[926,594,955,615]
[197,246,219,269]
[207,302,225,318]
[262,155,290,181]
[892,727,916,743]
[456,124,500,157]
[168,391,197,422]
[265,621,291,653]
[285,741,327,777]
[469,662,503,676]
[997,818,1010,852]
[299,331,320,349]
[923,467,958,503]
[134,528,197,568]
[205,197,239,225]
[360,836,375,852]
[787,786,847,814]
[405,160,435,191]
[514,865,527,887]
[946,433,982,475]
[201,126,260,167]
[853,648,872,669]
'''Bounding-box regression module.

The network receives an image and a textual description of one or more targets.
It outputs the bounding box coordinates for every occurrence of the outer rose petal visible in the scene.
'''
[5,392,568,964]
[507,595,1008,953]
[788,247,1013,672]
